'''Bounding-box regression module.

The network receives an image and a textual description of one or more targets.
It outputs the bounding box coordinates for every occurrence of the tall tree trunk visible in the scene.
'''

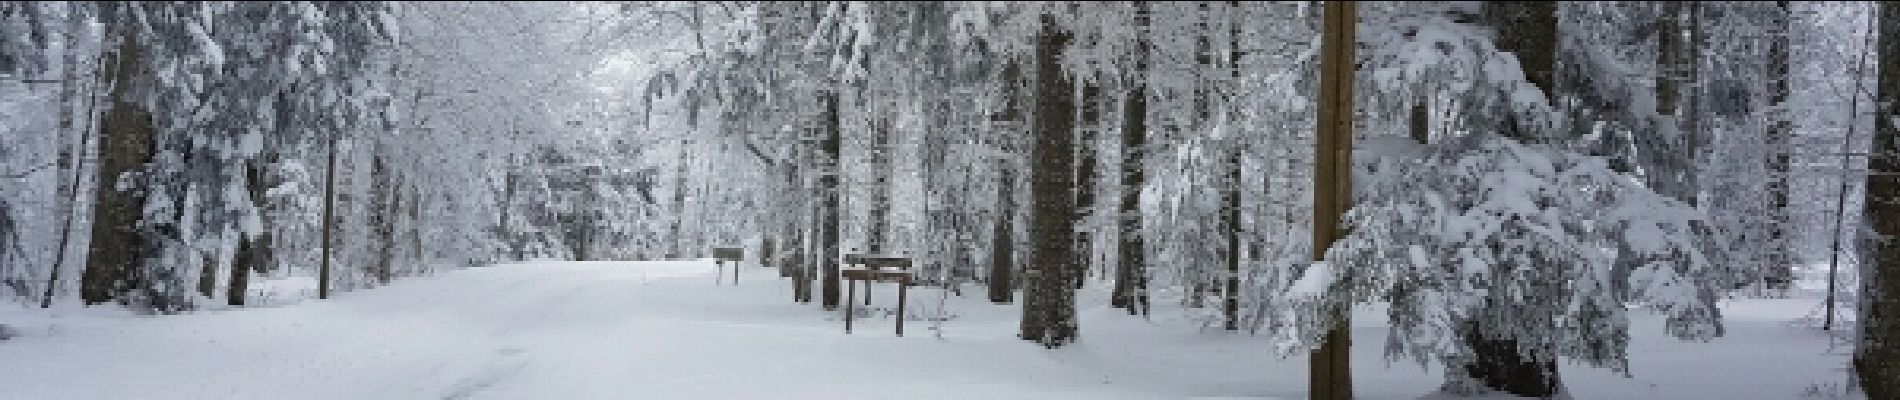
[796,187,815,303]
[318,134,338,299]
[1020,15,1079,347]
[1764,1,1794,290]
[1488,1,1558,144]
[1223,0,1244,332]
[1855,3,1900,397]
[989,61,1026,305]
[229,158,270,306]
[1309,2,1356,399]
[197,244,217,299]
[1075,84,1100,290]
[783,139,805,298]
[409,184,423,270]
[500,155,518,261]
[373,153,395,284]
[1656,1,1702,206]
[1114,2,1150,315]
[1185,3,1215,312]
[80,35,156,306]
[671,137,691,259]
[1224,148,1241,331]
[989,169,1016,304]
[868,119,890,254]
[820,91,843,310]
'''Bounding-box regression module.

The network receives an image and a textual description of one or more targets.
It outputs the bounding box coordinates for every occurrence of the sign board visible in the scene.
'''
[858,256,911,271]
[712,247,744,262]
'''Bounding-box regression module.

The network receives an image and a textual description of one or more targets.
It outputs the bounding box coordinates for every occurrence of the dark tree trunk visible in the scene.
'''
[228,237,258,306]
[197,252,217,299]
[318,134,338,299]
[1075,84,1100,290]
[1459,317,1561,398]
[820,91,843,310]
[868,119,890,254]
[1764,1,1794,290]
[1020,15,1079,347]
[1489,2,1558,98]
[1485,1,1558,144]
[1223,0,1243,331]
[1655,1,1702,205]
[1224,148,1241,331]
[80,36,156,306]
[1855,3,1900,397]
[409,185,423,270]
[989,61,1026,305]
[229,159,268,308]
[795,202,814,303]
[499,154,519,261]
[229,162,271,306]
[989,170,1016,304]
[671,140,690,259]
[373,153,396,284]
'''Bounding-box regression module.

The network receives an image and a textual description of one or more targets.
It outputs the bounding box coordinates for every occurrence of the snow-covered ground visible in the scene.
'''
[0,260,1857,399]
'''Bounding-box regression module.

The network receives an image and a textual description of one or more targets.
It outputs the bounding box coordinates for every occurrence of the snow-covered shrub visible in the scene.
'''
[1324,135,1724,377]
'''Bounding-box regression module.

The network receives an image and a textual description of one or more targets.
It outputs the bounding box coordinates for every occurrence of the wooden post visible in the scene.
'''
[897,275,908,337]
[845,277,856,334]
[1310,2,1356,400]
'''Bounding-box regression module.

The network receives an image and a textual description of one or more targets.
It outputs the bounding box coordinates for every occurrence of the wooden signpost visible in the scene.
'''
[842,255,913,336]
[714,247,743,286]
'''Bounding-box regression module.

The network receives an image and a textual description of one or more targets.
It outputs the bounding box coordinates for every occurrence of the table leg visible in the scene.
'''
[733,260,740,286]
[715,261,722,285]
[845,279,855,334]
[897,279,908,337]
[866,280,874,306]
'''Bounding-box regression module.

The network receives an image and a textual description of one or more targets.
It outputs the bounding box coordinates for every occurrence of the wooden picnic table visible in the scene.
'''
[842,255,913,336]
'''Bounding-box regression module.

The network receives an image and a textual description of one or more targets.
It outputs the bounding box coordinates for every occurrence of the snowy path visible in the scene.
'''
[0,261,1856,399]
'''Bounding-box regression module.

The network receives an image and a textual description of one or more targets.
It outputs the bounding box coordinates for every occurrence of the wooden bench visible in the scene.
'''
[842,255,914,336]
[713,247,743,286]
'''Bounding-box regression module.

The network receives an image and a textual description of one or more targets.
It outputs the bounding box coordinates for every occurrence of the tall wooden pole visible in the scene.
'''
[1310,2,1356,399]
